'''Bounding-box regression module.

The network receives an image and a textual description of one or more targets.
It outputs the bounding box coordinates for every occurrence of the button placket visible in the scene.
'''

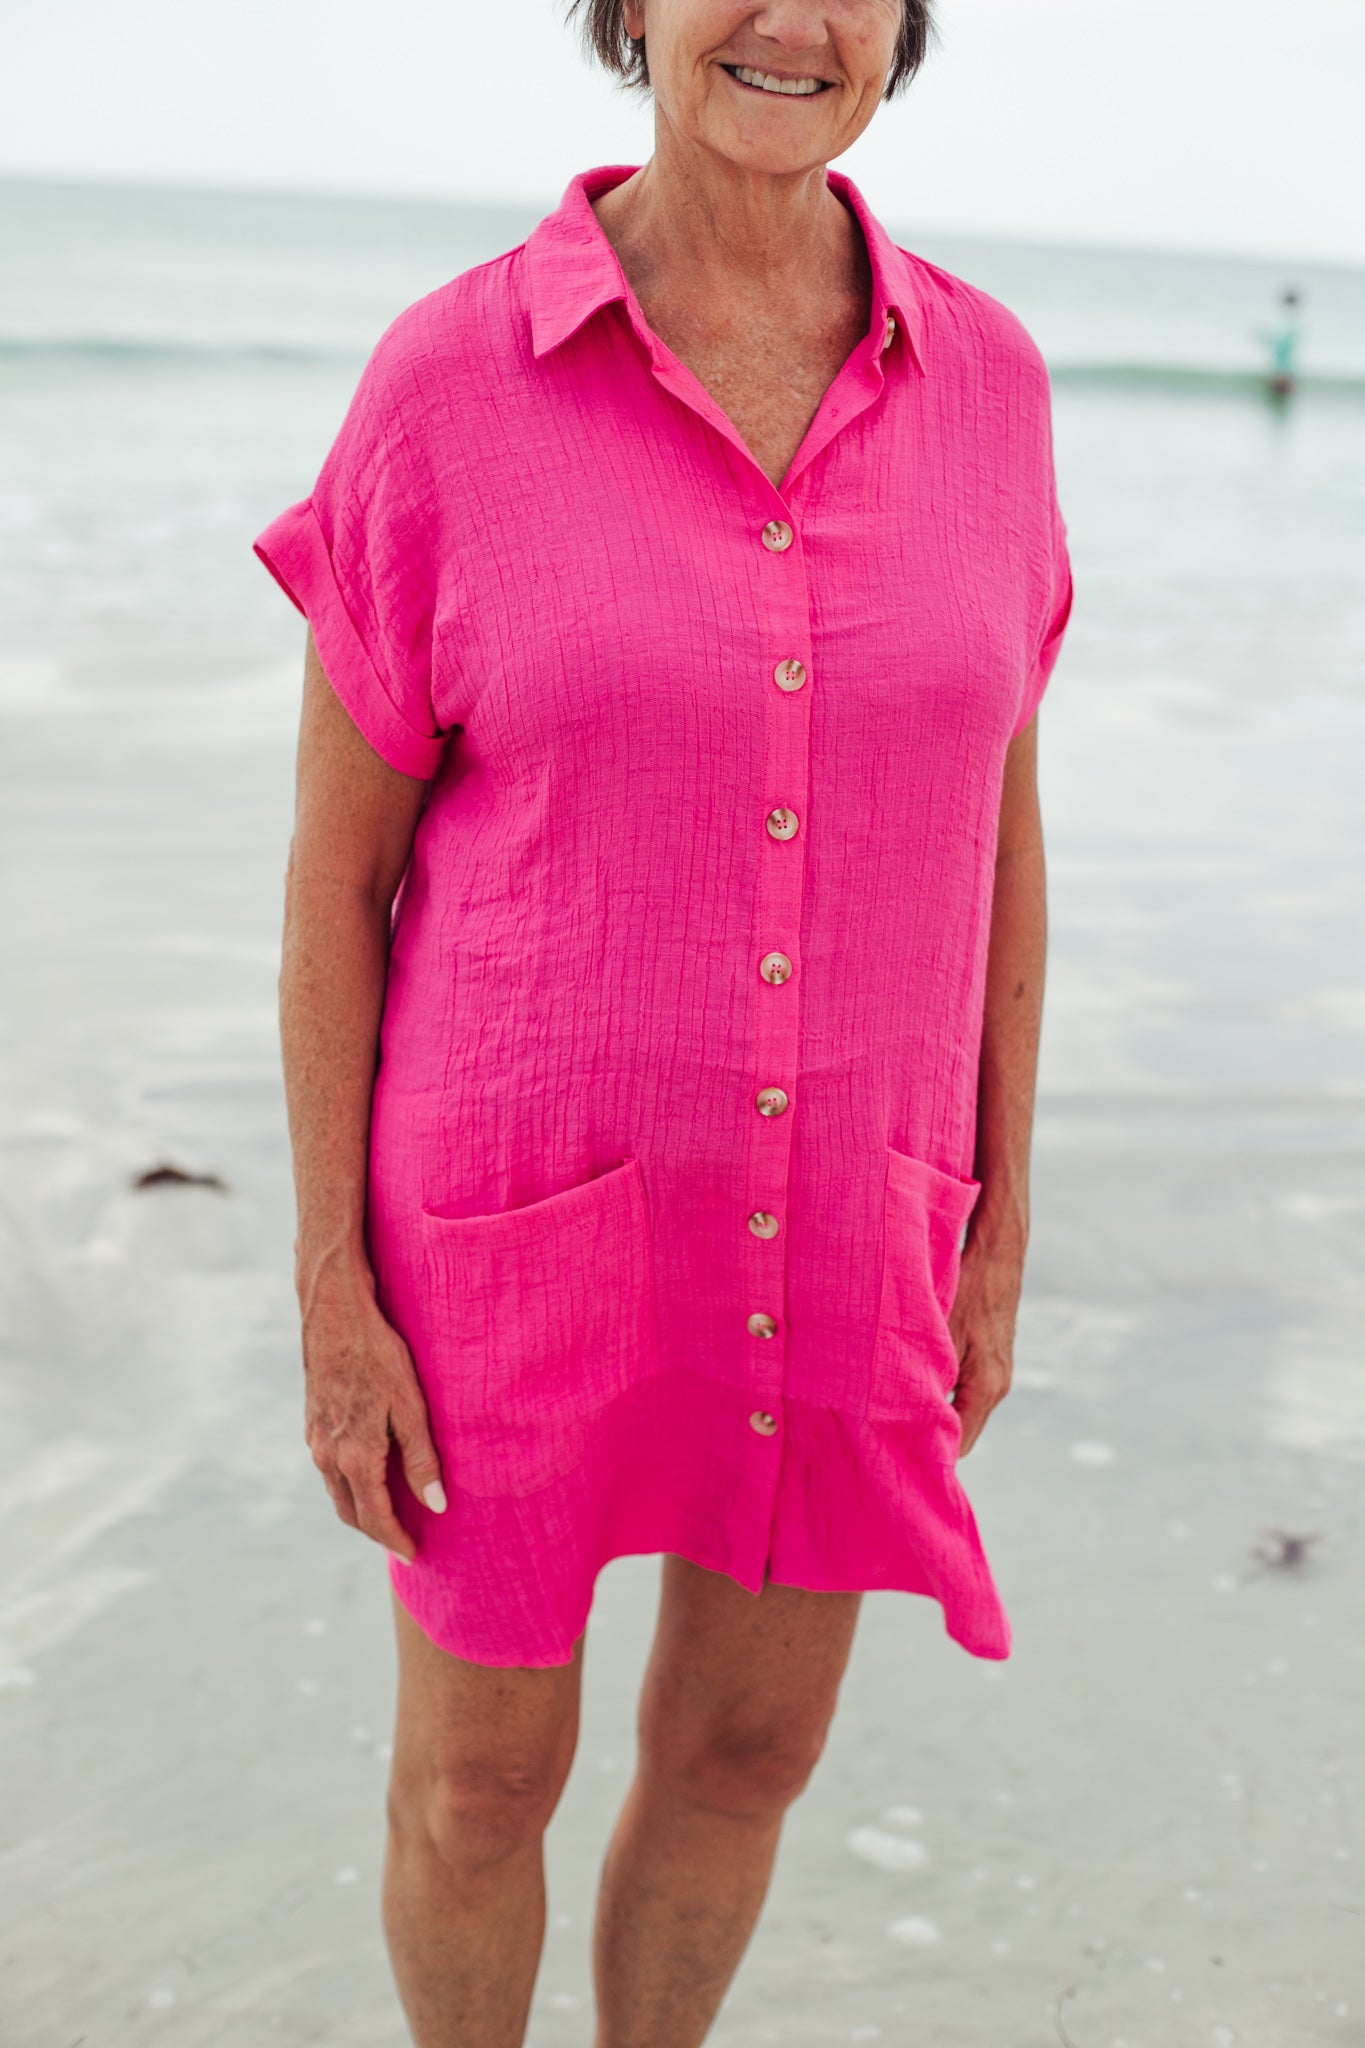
[744,508,812,1458]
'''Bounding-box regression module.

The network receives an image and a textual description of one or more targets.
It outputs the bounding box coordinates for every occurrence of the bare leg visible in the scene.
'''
[382,1590,584,2048]
[592,1557,862,2048]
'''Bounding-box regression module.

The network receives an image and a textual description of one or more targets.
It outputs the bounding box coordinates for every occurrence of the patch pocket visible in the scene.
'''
[411,1155,660,1497]
[867,1146,981,1432]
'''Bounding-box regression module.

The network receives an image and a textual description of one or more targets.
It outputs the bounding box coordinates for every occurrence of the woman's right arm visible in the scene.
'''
[279,629,447,1562]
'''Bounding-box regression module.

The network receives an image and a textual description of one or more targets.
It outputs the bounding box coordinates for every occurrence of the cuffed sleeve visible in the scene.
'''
[253,325,448,780]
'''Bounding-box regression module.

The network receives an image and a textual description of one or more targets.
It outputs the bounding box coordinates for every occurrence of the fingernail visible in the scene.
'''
[422,1481,447,1514]
[387,1549,410,1566]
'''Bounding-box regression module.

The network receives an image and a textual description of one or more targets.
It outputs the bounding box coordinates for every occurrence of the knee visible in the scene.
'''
[388,1747,569,1881]
[643,1711,831,1821]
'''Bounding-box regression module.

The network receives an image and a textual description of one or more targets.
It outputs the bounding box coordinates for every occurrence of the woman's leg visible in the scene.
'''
[591,1557,862,2048]
[382,1588,584,2048]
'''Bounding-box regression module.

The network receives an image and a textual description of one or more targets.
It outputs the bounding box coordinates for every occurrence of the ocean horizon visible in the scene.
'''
[4,167,1363,702]
[7,167,1365,375]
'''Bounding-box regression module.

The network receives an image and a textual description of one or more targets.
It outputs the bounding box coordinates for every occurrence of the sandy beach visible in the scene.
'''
[1,180,1363,2045]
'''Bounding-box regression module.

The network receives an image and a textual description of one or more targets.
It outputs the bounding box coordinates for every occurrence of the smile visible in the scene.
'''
[722,64,832,98]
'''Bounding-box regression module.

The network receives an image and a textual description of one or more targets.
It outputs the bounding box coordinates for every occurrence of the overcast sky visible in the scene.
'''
[4,0,1363,263]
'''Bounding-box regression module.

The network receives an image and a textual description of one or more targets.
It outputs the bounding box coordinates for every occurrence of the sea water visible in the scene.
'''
[2,172,1363,695]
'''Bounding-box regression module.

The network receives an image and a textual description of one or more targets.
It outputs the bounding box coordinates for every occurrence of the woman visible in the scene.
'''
[255,0,1072,2039]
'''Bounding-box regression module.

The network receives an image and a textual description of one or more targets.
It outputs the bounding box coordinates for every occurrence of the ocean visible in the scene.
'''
[2,172,1364,2043]
[2,172,1364,696]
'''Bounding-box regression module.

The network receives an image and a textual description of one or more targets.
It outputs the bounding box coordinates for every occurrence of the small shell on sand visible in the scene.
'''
[848,1826,929,1873]
[888,1914,942,1947]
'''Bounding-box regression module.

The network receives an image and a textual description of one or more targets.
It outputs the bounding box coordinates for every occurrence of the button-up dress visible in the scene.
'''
[255,164,1073,1669]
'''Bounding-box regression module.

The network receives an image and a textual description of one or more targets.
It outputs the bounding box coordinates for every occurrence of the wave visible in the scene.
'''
[0,335,358,366]
[3,335,1365,397]
[1050,361,1365,397]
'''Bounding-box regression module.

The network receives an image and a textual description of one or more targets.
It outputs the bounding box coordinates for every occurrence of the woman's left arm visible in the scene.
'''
[948,713,1047,1454]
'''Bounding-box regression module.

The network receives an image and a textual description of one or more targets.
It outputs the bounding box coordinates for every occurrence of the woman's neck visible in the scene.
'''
[591,123,866,318]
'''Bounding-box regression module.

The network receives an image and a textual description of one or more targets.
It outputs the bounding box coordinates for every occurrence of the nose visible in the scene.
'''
[749,2,834,60]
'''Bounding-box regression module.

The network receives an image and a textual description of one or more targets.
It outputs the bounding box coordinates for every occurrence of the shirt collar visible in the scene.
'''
[525,162,927,377]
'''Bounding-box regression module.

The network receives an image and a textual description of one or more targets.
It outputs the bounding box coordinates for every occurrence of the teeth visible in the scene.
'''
[732,64,825,96]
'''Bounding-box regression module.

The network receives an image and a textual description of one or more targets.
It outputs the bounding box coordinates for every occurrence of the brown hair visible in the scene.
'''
[566,1,935,100]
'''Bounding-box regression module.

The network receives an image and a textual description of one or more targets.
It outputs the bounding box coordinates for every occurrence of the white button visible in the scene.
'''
[746,1311,778,1339]
[747,1210,780,1239]
[759,950,792,985]
[765,807,799,840]
[761,520,793,553]
[755,1086,789,1117]
[883,312,897,350]
[774,658,806,692]
[749,1409,778,1435]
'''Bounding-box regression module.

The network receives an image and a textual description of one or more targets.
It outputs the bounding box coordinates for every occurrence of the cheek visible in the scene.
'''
[835,0,902,74]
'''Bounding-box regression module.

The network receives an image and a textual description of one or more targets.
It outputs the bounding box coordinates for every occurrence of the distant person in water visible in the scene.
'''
[1263,287,1302,399]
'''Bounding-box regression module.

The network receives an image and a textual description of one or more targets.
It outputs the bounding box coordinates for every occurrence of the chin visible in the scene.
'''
[698,120,831,178]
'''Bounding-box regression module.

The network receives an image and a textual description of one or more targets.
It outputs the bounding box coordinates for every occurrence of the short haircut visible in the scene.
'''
[566,1,935,100]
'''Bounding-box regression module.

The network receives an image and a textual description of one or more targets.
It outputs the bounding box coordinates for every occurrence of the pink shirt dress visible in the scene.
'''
[255,163,1073,1669]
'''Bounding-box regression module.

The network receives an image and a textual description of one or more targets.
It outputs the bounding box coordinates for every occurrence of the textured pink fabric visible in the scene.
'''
[255,164,1072,1668]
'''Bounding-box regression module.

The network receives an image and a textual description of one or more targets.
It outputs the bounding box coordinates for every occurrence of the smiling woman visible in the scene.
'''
[254,0,1069,2040]
[568,0,934,96]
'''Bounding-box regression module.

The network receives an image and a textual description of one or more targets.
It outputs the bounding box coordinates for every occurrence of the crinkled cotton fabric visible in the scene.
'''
[255,164,1073,1668]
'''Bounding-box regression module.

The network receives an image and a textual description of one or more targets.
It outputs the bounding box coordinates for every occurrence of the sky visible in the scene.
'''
[4,0,1364,264]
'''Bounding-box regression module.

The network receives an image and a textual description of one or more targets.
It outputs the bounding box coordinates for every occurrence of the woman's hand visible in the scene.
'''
[281,637,444,1564]
[300,1263,446,1563]
[945,1233,1024,1456]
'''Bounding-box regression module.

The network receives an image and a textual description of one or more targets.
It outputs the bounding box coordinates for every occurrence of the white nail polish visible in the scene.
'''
[423,1481,448,1513]
[387,1549,409,1566]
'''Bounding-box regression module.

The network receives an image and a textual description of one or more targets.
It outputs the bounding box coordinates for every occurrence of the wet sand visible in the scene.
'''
[2,383,1363,2045]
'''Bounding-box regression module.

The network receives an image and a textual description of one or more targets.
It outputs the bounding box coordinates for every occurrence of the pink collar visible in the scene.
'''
[525,161,928,377]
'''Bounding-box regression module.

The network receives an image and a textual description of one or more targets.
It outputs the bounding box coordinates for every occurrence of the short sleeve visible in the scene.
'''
[253,330,447,779]
[1011,478,1073,740]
